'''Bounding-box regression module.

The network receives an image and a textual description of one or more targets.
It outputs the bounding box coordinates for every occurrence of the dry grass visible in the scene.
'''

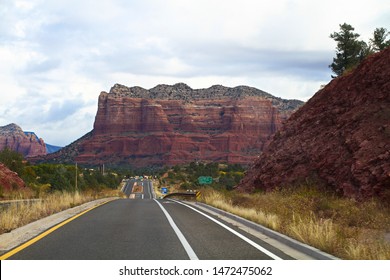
[345,239,390,260]
[198,187,390,260]
[0,189,121,234]
[0,187,36,201]
[288,213,338,253]
[202,190,281,231]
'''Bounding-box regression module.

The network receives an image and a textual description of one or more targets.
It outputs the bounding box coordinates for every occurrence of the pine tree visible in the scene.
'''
[370,27,390,52]
[329,23,365,77]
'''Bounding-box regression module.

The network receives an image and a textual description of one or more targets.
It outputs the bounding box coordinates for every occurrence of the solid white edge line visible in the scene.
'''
[154,199,199,260]
[171,199,283,260]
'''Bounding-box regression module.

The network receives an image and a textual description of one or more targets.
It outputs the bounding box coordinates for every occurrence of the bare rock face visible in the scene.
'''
[0,163,25,191]
[43,84,302,167]
[238,48,390,199]
[0,124,47,157]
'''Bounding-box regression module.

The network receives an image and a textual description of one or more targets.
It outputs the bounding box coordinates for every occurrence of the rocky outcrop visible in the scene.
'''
[0,163,25,191]
[0,124,47,157]
[238,47,390,199]
[41,84,303,167]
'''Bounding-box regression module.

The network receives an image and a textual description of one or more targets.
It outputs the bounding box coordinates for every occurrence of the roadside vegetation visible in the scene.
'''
[2,146,389,260]
[198,185,390,260]
[155,162,390,259]
[157,162,245,193]
[147,161,390,260]
[0,148,123,234]
[0,188,123,235]
[2,191,92,234]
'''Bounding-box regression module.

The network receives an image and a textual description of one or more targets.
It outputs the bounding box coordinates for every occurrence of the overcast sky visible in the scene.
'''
[1,0,389,146]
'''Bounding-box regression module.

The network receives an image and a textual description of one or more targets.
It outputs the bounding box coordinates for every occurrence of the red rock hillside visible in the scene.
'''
[0,123,47,157]
[0,163,25,191]
[41,84,303,167]
[238,48,390,199]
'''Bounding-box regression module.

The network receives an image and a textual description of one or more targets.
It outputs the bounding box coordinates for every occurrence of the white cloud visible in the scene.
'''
[0,0,389,146]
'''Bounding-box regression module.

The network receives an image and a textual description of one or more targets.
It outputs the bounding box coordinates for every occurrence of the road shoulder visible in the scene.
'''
[184,200,339,260]
[0,197,118,255]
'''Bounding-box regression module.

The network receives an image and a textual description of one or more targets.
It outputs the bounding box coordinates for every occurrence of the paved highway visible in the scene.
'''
[121,178,155,199]
[5,179,295,260]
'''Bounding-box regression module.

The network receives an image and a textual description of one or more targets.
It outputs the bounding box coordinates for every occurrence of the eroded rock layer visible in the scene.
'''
[0,124,46,157]
[43,84,303,167]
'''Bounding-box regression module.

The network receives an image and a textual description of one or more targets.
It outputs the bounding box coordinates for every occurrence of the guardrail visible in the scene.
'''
[163,191,201,199]
[0,199,42,210]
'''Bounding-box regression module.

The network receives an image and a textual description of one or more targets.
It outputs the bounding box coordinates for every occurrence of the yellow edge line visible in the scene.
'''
[0,200,112,260]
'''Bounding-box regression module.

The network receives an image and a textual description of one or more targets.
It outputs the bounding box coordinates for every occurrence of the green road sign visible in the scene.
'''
[198,176,213,185]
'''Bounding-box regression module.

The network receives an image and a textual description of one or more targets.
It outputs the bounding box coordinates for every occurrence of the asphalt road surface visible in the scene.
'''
[121,178,155,199]
[6,179,294,260]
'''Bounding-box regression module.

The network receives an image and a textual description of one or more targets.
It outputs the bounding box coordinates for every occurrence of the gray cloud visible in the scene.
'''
[45,99,87,122]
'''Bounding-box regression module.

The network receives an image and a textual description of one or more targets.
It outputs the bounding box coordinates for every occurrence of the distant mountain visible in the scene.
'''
[24,131,62,154]
[0,124,62,157]
[46,143,62,154]
[38,83,303,167]
[0,124,46,157]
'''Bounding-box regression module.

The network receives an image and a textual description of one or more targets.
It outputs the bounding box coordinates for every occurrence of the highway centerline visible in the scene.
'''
[170,199,283,260]
[153,199,198,260]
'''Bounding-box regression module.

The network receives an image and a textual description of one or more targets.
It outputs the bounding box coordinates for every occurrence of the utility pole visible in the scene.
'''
[75,162,78,192]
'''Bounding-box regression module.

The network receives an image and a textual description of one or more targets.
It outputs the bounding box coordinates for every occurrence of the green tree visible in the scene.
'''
[51,165,72,191]
[219,174,236,190]
[370,27,390,51]
[23,165,37,185]
[329,23,366,77]
[0,147,25,177]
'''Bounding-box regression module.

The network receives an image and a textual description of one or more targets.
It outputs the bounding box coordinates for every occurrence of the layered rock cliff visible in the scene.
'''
[42,84,303,167]
[0,124,47,157]
[238,47,390,199]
